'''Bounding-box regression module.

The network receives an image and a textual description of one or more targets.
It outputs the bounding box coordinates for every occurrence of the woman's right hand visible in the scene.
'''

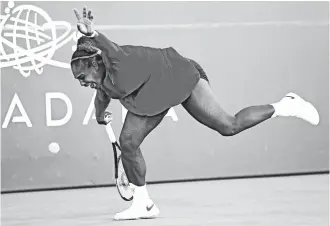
[96,112,113,125]
[73,6,95,36]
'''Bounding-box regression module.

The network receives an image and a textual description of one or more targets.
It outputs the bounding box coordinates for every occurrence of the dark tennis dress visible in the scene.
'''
[91,32,208,116]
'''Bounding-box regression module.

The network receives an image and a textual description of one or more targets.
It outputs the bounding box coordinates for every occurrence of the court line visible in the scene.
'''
[1,170,328,194]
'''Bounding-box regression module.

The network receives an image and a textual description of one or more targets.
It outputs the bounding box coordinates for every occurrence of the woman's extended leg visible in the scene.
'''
[182,79,319,136]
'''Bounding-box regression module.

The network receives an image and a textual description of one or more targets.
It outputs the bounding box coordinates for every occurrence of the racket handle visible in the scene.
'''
[105,123,117,143]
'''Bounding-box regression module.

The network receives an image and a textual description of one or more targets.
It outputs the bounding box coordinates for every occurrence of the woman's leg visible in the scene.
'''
[119,109,169,186]
[114,110,168,220]
[182,79,275,136]
[182,78,319,136]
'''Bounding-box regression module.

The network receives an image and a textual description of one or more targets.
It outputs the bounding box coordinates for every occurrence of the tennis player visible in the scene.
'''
[71,7,320,220]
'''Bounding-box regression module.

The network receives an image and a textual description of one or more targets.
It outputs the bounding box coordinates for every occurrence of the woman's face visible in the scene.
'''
[71,60,105,89]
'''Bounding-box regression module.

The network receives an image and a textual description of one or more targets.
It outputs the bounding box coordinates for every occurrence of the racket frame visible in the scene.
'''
[106,123,133,201]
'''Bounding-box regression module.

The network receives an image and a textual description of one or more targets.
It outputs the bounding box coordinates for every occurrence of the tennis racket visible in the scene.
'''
[105,120,134,201]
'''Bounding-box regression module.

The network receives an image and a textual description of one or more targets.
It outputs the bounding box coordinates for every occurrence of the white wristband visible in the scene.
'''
[88,30,98,38]
[80,30,98,38]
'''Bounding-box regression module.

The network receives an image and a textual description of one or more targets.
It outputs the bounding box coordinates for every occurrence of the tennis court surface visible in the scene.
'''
[1,174,328,226]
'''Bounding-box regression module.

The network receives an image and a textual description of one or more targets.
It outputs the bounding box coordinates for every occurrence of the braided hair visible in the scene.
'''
[70,36,118,77]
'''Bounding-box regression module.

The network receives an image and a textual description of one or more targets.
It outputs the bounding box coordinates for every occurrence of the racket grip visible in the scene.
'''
[105,123,117,143]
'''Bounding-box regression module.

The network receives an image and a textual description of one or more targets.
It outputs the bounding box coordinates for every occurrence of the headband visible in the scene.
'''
[71,45,102,63]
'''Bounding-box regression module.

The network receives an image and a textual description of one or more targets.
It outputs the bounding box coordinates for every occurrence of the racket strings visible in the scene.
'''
[118,164,129,186]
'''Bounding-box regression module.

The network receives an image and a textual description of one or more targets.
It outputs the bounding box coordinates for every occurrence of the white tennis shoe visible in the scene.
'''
[114,184,160,220]
[272,92,320,125]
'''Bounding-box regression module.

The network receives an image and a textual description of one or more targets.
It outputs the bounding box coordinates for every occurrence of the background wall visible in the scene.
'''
[1,1,329,192]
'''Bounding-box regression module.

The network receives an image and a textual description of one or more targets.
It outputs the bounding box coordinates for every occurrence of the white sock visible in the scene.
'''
[130,183,150,202]
[271,102,281,118]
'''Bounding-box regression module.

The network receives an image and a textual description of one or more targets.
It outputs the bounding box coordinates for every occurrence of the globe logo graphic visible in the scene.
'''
[0,3,75,77]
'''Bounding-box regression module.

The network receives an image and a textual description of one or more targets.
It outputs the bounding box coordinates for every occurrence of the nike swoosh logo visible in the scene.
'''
[286,95,295,99]
[146,203,154,211]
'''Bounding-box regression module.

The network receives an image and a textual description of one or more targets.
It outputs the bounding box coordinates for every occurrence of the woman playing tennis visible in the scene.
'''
[71,7,320,221]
